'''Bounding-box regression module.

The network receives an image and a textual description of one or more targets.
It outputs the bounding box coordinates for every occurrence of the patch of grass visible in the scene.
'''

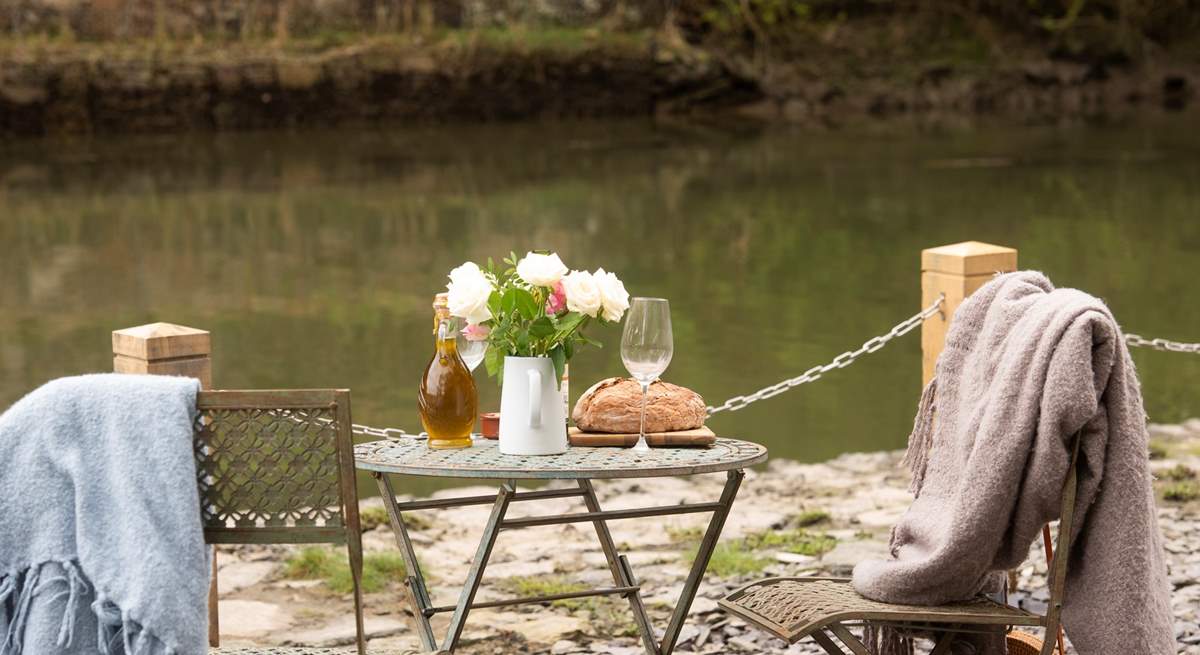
[694,542,771,577]
[744,529,838,557]
[665,525,704,543]
[1162,481,1200,502]
[357,505,432,532]
[1148,439,1170,460]
[1162,464,1196,481]
[497,575,590,610]
[359,506,390,531]
[685,527,838,578]
[790,509,831,528]
[498,575,640,635]
[284,547,408,594]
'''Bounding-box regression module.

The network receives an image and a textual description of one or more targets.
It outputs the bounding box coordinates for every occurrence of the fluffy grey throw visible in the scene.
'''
[852,272,1173,654]
[0,374,208,654]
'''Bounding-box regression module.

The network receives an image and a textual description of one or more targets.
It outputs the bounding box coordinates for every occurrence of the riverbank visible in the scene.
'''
[211,419,1200,653]
[2,25,1197,136]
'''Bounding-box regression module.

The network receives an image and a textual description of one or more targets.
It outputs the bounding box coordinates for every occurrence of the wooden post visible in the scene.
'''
[921,241,1018,385]
[111,322,219,647]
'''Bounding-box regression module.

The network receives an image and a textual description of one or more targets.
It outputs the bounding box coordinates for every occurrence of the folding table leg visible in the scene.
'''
[374,472,437,652]
[442,480,515,652]
[578,479,659,655]
[660,469,744,655]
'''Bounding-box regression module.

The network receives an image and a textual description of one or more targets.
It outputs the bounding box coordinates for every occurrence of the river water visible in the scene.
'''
[2,117,1198,492]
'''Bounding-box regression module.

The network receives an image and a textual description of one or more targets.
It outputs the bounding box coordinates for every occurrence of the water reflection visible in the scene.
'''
[2,118,1198,495]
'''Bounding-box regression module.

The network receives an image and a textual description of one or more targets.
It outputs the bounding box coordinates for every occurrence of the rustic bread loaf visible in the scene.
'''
[571,377,706,433]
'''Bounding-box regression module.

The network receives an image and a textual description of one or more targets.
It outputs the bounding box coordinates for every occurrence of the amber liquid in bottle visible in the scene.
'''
[419,306,478,449]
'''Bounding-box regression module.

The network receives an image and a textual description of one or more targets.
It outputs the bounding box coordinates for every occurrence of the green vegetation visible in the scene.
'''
[1162,481,1200,502]
[743,528,837,556]
[665,525,704,543]
[790,509,831,528]
[680,0,1200,64]
[358,505,432,532]
[688,527,838,578]
[284,547,408,594]
[694,543,772,577]
[497,575,591,610]
[1149,439,1171,460]
[495,575,641,636]
[1163,464,1197,481]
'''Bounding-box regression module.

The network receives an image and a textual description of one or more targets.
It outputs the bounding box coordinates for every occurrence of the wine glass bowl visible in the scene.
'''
[620,298,673,453]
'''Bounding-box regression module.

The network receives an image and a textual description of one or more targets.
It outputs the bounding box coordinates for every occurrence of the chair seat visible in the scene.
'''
[214,643,417,647]
[718,576,1042,644]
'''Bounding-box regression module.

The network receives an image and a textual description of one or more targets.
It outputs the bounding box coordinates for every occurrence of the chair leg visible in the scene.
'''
[827,622,873,655]
[811,629,852,655]
[929,629,957,655]
[347,528,366,655]
[208,547,220,647]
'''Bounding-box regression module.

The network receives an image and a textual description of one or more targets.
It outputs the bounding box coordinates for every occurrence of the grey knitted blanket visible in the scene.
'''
[852,271,1173,654]
[0,374,208,655]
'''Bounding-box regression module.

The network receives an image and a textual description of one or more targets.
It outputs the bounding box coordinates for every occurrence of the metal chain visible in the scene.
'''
[294,301,1197,435]
[1125,334,1200,354]
[705,294,946,416]
[307,414,416,439]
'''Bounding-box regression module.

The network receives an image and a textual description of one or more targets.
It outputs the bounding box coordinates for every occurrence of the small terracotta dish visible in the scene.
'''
[480,412,500,439]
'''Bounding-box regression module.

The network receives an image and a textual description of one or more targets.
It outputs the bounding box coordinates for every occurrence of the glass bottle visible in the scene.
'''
[418,293,478,449]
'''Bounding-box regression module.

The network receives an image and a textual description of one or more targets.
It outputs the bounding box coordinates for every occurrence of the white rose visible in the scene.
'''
[516,252,568,287]
[561,270,602,318]
[446,261,493,325]
[593,268,630,322]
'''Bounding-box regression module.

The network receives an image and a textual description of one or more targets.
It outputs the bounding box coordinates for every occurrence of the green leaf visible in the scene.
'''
[563,338,574,360]
[550,345,566,389]
[487,290,502,317]
[484,346,502,380]
[513,288,539,320]
[501,288,518,316]
[579,332,603,348]
[528,316,555,339]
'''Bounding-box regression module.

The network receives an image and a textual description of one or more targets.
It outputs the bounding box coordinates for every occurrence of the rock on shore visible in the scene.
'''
[212,420,1200,654]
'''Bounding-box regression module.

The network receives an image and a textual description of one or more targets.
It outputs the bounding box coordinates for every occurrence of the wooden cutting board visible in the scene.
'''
[567,426,716,448]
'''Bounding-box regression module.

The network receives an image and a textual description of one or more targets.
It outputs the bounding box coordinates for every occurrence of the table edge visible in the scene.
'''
[352,439,769,480]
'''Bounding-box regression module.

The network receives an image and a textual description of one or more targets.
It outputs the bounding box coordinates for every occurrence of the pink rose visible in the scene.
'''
[461,323,490,342]
[545,280,568,316]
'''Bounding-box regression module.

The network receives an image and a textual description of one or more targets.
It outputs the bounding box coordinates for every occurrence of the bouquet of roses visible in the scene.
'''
[445,251,629,385]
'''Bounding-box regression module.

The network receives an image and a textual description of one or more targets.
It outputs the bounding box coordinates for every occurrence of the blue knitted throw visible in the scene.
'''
[0,374,208,655]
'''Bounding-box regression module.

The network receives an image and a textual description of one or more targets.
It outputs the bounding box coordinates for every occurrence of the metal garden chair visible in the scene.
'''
[719,436,1081,655]
[194,389,366,655]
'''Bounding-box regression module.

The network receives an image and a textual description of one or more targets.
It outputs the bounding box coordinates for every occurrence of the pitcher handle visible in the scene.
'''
[527,368,542,428]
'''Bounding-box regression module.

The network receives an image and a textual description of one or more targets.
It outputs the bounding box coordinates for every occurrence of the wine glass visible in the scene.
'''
[621,298,674,453]
[455,319,487,439]
[455,326,487,373]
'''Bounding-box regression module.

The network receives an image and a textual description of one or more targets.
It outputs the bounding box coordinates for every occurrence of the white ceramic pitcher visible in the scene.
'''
[499,356,568,455]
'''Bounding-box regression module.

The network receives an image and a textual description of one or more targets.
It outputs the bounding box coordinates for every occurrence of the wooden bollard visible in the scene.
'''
[112,322,219,647]
[921,241,1018,385]
[112,322,212,388]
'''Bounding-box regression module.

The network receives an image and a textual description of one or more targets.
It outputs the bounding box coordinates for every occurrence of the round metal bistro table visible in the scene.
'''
[354,437,767,655]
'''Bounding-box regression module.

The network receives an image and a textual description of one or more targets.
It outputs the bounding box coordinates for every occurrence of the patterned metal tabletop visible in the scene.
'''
[353,437,768,479]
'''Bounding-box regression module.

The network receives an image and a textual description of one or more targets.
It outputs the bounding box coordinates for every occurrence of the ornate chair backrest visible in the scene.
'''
[194,389,362,544]
[193,389,364,653]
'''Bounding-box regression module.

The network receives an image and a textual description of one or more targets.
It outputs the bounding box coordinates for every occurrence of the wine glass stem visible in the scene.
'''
[639,382,649,444]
